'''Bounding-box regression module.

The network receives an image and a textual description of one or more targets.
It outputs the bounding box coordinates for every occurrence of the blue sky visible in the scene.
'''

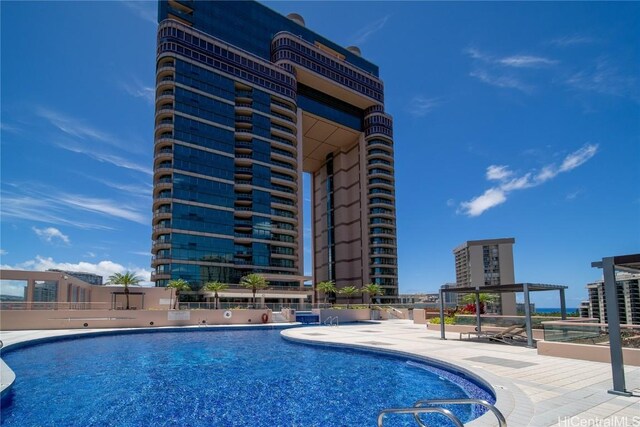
[1,1,638,307]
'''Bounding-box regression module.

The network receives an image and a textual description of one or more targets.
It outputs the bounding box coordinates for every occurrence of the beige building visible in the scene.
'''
[453,238,517,315]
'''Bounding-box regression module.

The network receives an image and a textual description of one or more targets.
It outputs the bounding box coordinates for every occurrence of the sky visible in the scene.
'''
[1,1,639,307]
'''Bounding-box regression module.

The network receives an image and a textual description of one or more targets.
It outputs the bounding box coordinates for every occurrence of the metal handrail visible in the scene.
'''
[377,407,463,427]
[413,399,507,427]
[324,316,339,327]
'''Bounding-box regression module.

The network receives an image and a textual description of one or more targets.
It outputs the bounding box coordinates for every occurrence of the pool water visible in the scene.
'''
[1,329,493,426]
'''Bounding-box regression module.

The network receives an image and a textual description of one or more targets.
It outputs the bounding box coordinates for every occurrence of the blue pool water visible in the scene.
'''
[1,329,493,426]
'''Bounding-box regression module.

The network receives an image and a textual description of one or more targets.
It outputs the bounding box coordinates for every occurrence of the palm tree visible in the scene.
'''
[240,273,269,307]
[316,280,336,305]
[108,271,141,310]
[363,283,384,308]
[338,285,361,309]
[204,281,228,310]
[461,293,498,314]
[167,279,191,310]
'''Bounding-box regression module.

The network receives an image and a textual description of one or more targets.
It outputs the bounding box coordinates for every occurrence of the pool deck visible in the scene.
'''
[2,320,639,426]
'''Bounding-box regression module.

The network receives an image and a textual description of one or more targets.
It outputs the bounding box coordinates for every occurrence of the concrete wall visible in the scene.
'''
[314,308,371,323]
[537,341,640,366]
[1,309,272,330]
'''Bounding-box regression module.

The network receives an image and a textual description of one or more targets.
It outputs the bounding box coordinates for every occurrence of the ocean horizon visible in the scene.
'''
[535,307,578,313]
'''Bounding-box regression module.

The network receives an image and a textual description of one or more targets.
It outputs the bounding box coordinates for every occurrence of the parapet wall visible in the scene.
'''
[0,309,271,330]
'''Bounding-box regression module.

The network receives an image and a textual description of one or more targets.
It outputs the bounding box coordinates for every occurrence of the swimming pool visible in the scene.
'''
[0,329,493,426]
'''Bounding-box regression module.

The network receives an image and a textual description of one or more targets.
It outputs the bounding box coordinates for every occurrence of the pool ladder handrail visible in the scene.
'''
[324,316,339,327]
[377,398,506,427]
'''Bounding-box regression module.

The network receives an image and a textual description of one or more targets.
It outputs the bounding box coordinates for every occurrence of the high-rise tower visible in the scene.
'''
[152,0,398,304]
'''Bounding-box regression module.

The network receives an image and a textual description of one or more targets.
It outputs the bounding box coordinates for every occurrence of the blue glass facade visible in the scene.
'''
[153,0,397,299]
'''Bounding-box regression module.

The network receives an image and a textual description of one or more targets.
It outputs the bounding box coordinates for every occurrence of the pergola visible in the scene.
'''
[438,282,569,348]
[591,253,640,396]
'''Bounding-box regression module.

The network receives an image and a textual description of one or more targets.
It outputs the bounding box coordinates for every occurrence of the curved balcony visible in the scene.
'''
[154,148,173,162]
[156,63,175,77]
[235,89,253,102]
[235,128,254,140]
[234,180,252,191]
[233,207,253,218]
[367,138,393,149]
[155,93,175,106]
[155,105,174,120]
[271,122,296,136]
[154,179,172,193]
[155,77,175,92]
[150,272,171,281]
[368,168,393,178]
[152,196,173,210]
[367,148,393,160]
[152,225,172,239]
[154,122,174,137]
[153,210,171,223]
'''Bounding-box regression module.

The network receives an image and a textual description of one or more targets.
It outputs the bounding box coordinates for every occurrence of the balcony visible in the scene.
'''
[271,123,296,136]
[270,134,296,148]
[150,272,171,281]
[154,148,173,162]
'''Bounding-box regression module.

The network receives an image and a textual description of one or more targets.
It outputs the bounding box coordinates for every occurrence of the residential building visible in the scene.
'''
[151,1,398,304]
[583,273,640,325]
[48,269,104,286]
[453,238,516,315]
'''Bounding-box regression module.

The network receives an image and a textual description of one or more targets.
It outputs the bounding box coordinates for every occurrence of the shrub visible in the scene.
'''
[429,316,456,325]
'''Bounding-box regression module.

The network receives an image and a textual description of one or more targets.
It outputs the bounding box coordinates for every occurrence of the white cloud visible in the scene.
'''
[469,69,533,93]
[1,184,147,228]
[566,57,637,99]
[0,249,7,255]
[498,55,558,68]
[486,165,513,181]
[119,0,156,25]
[58,194,148,225]
[85,252,97,258]
[351,15,390,45]
[465,48,557,93]
[549,35,596,47]
[3,255,153,286]
[56,141,152,176]
[458,144,599,217]
[559,143,598,172]
[409,96,440,117]
[120,79,155,105]
[458,188,507,217]
[32,227,70,244]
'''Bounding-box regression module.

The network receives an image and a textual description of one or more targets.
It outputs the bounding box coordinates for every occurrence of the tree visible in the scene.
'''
[460,293,498,315]
[338,286,361,309]
[108,272,141,310]
[240,273,269,307]
[167,279,191,310]
[204,281,228,310]
[316,280,336,305]
[362,283,384,308]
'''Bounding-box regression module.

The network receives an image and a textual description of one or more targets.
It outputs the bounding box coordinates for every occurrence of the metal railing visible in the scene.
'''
[378,398,506,427]
[0,302,110,311]
[324,316,339,327]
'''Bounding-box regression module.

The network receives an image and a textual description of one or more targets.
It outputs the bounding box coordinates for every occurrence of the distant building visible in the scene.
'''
[583,273,640,325]
[441,283,459,305]
[397,293,438,305]
[516,302,536,314]
[48,269,103,286]
[453,238,516,315]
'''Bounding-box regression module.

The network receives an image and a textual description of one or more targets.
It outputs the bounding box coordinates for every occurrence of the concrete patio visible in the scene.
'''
[282,320,640,427]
